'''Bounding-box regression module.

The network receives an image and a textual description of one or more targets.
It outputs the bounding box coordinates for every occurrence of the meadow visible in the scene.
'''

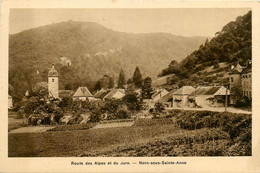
[8,110,251,157]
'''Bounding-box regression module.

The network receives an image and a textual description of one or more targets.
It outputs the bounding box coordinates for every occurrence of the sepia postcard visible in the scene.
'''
[0,0,260,172]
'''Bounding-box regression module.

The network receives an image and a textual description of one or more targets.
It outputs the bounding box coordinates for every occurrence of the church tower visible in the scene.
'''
[48,64,59,98]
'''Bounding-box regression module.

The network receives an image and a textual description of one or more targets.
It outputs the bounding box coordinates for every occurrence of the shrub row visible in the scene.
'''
[48,123,96,132]
[133,118,175,127]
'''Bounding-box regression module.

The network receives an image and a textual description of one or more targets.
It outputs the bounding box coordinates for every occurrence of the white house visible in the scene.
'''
[172,86,195,108]
[188,86,230,108]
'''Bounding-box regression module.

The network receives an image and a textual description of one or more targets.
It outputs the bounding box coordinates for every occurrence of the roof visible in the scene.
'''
[151,89,168,99]
[59,90,74,98]
[204,87,221,95]
[189,87,211,96]
[173,86,195,95]
[48,65,58,77]
[189,86,229,96]
[158,89,177,102]
[73,87,93,97]
[94,89,111,99]
[229,63,246,75]
[103,89,125,100]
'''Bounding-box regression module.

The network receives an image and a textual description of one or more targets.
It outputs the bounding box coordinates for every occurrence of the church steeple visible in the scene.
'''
[48,64,59,98]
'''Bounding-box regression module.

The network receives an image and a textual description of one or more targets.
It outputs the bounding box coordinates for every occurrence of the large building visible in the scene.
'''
[229,60,252,104]
[48,64,59,98]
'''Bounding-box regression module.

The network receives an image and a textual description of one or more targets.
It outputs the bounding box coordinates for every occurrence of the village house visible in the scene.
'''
[151,89,169,102]
[157,89,177,107]
[172,86,195,108]
[188,86,230,108]
[103,89,125,101]
[73,86,94,101]
[229,60,252,104]
[94,88,111,100]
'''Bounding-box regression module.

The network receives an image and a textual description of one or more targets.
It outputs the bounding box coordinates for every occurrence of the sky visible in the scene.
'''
[9,8,250,37]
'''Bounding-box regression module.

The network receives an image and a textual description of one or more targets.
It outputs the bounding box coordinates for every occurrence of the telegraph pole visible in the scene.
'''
[225,86,228,112]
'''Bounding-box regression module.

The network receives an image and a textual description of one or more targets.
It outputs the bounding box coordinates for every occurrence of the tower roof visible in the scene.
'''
[48,64,58,77]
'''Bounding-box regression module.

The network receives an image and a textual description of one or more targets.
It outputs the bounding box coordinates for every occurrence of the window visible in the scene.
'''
[249,74,251,78]
[245,75,248,78]
[231,77,234,83]
[52,79,54,82]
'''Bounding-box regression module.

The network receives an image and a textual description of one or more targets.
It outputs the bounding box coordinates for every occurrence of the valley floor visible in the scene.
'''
[8,115,251,157]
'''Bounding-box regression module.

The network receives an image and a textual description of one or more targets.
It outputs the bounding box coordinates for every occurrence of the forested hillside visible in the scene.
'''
[9,21,206,102]
[159,11,251,86]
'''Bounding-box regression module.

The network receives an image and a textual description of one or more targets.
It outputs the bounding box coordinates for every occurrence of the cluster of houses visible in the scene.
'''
[47,64,126,102]
[144,85,230,109]
[47,64,232,109]
[8,61,251,110]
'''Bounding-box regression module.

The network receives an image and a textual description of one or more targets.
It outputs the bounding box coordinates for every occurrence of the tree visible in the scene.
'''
[133,66,143,88]
[127,78,133,84]
[31,82,48,100]
[117,68,126,89]
[123,87,143,112]
[108,77,114,89]
[141,77,153,99]
[95,75,114,90]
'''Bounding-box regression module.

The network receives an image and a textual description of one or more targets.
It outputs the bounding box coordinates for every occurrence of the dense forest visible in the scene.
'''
[159,11,251,86]
[9,21,206,102]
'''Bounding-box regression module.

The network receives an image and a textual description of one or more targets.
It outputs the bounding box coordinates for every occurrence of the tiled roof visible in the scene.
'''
[94,89,111,99]
[158,89,177,102]
[204,87,221,95]
[189,87,211,96]
[103,89,125,100]
[73,87,93,97]
[173,86,195,95]
[151,89,167,99]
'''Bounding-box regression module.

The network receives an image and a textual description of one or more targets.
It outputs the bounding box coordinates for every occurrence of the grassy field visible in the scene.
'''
[8,111,251,157]
[9,119,178,157]
[8,111,27,132]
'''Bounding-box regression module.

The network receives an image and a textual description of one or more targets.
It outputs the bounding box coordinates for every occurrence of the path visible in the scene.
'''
[9,126,55,134]
[93,121,135,129]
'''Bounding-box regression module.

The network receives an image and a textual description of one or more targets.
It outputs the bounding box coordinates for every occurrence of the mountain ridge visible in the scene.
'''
[9,20,207,101]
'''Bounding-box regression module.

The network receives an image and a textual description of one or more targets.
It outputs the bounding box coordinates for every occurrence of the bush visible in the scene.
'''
[154,102,164,114]
[48,123,96,132]
[89,109,102,123]
[116,109,130,119]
